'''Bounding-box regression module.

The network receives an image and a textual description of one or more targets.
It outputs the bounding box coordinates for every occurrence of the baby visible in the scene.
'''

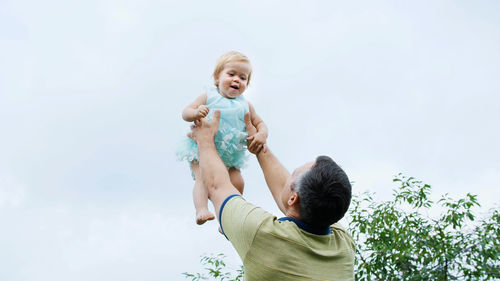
[177,51,268,225]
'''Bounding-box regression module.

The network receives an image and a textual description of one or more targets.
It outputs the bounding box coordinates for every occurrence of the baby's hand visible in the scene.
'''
[195,105,209,119]
[247,132,267,153]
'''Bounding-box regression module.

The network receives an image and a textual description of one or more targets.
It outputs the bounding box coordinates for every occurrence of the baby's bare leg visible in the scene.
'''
[229,168,244,194]
[191,162,215,225]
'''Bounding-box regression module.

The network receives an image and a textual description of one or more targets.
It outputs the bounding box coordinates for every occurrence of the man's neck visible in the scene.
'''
[284,206,300,219]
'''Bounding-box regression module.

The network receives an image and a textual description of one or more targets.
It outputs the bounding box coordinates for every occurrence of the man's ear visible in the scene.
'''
[288,192,299,206]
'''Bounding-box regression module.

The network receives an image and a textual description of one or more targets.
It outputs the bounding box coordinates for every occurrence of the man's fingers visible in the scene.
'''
[249,140,258,152]
[213,110,221,124]
[256,144,263,153]
[246,135,254,141]
[248,138,254,149]
[244,112,256,132]
[256,146,263,154]
[253,145,263,155]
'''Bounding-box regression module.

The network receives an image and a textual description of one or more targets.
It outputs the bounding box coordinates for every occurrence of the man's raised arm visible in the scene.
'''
[190,111,240,219]
[244,113,290,214]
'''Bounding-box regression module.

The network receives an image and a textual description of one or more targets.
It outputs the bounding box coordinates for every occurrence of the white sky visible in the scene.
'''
[1,0,499,280]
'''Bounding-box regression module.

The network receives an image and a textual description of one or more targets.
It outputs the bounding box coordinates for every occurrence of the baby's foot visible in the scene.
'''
[196,209,215,225]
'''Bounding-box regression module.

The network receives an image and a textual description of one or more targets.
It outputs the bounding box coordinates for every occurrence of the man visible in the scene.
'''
[189,110,355,280]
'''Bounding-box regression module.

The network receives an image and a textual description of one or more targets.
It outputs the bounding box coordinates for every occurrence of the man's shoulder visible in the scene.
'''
[220,195,277,259]
[330,222,351,234]
[220,195,275,236]
[330,222,356,249]
[225,196,275,223]
[222,195,269,217]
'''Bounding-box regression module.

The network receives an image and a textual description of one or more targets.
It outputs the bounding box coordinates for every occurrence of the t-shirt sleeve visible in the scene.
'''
[220,195,273,259]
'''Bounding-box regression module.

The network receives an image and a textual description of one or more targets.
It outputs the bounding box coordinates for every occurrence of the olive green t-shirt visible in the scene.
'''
[220,195,355,281]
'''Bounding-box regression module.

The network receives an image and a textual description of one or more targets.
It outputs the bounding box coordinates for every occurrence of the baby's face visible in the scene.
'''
[216,61,251,99]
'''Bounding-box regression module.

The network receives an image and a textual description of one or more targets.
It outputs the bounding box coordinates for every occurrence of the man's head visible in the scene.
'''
[284,156,351,227]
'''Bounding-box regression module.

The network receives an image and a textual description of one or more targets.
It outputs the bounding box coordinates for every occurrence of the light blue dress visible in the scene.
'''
[176,87,249,176]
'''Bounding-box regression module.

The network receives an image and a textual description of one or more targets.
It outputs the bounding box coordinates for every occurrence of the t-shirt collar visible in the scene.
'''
[278,217,331,235]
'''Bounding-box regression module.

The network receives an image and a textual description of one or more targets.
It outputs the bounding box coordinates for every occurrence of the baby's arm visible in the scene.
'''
[247,102,268,152]
[182,93,209,122]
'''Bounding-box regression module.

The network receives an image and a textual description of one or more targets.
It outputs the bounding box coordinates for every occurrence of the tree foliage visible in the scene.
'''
[183,254,244,281]
[184,174,500,280]
[349,173,499,280]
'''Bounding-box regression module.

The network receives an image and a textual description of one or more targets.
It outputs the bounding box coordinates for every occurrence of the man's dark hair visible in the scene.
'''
[293,155,351,227]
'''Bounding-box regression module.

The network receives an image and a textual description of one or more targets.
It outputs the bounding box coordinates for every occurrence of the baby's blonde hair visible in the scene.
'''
[213,51,252,87]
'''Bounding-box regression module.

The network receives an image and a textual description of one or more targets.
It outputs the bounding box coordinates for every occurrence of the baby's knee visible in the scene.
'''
[233,178,244,193]
[229,169,244,193]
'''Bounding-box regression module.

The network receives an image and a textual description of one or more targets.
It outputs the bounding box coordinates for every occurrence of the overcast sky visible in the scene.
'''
[1,0,499,280]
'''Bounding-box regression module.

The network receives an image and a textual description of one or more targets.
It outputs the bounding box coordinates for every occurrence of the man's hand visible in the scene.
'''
[248,132,267,153]
[189,110,220,145]
[244,112,267,154]
[194,105,210,120]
